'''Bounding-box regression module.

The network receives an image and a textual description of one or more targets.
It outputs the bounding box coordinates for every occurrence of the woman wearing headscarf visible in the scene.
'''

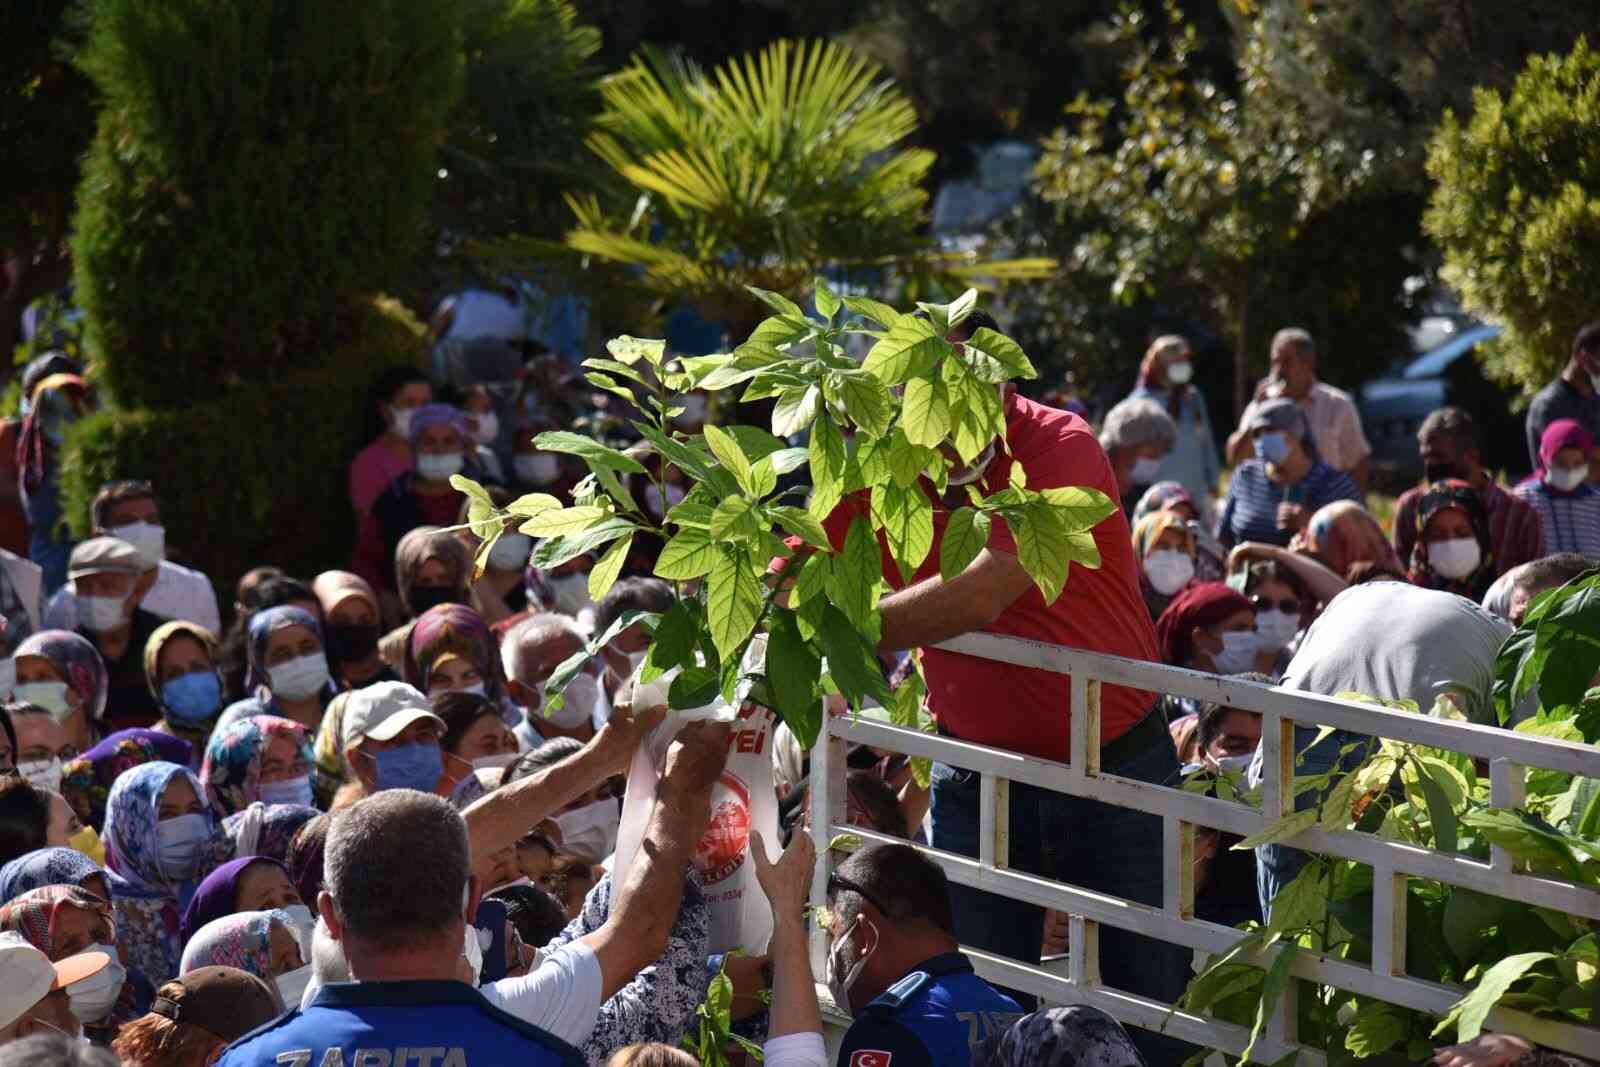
[179,856,308,948]
[353,403,487,599]
[222,803,318,866]
[0,845,110,903]
[349,365,432,520]
[980,1005,1147,1067]
[309,691,354,809]
[1128,334,1221,528]
[102,760,229,984]
[178,910,305,1000]
[378,526,473,669]
[1153,583,1258,722]
[1131,510,1197,621]
[1408,479,1497,602]
[1217,398,1362,549]
[283,814,328,912]
[1133,481,1226,582]
[1296,500,1402,581]
[0,882,132,1036]
[311,570,394,690]
[59,727,192,832]
[144,621,225,764]
[17,372,94,592]
[214,606,334,737]
[404,602,512,709]
[199,715,315,817]
[1512,419,1600,556]
[13,629,109,756]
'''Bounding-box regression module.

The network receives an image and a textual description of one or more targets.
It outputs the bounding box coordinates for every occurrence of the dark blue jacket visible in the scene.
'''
[837,952,1023,1067]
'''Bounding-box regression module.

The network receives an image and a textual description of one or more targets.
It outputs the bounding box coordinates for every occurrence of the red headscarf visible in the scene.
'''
[1538,418,1592,474]
[1155,582,1252,667]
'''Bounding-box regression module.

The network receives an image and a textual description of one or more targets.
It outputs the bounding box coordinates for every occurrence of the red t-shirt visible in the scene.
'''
[814,393,1157,761]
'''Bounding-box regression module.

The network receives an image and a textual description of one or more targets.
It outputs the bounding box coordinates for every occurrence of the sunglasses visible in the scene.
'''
[1251,596,1301,615]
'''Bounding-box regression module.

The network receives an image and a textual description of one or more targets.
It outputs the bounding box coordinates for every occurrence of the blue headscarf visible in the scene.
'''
[244,606,323,693]
[0,847,106,904]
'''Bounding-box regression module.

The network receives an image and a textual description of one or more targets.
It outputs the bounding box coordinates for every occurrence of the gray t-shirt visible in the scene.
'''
[1525,376,1600,471]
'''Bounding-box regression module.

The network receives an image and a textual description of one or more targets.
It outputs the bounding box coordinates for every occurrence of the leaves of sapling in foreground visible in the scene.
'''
[827,516,883,632]
[833,371,894,438]
[702,424,754,495]
[1432,952,1558,1041]
[529,517,636,568]
[872,481,934,582]
[587,534,632,602]
[607,336,665,366]
[533,430,648,473]
[815,605,892,709]
[1012,502,1070,603]
[706,545,763,660]
[808,414,847,518]
[669,665,721,710]
[655,527,718,580]
[842,295,903,330]
[813,276,841,322]
[644,600,699,682]
[766,609,822,746]
[772,385,821,437]
[964,327,1037,380]
[940,507,990,581]
[863,316,948,384]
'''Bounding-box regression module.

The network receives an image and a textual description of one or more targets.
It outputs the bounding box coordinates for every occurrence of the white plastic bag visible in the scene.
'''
[612,639,781,955]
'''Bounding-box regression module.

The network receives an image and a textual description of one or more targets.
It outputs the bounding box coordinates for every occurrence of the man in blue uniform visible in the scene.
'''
[826,843,1023,1067]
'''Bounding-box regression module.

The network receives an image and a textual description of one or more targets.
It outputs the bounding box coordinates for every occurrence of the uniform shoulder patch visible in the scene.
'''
[864,969,929,1014]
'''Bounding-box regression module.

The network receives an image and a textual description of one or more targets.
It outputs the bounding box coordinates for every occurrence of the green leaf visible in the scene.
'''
[585,371,637,406]
[1234,807,1319,850]
[901,376,952,448]
[505,492,564,518]
[529,518,636,568]
[940,507,991,581]
[747,314,813,350]
[771,506,832,551]
[827,516,882,632]
[815,604,892,708]
[697,359,764,392]
[766,610,822,746]
[519,504,611,536]
[842,295,903,329]
[669,665,722,710]
[947,373,1004,462]
[633,422,717,484]
[607,335,666,366]
[872,481,934,581]
[965,326,1037,380]
[808,415,847,516]
[886,430,934,489]
[1242,944,1296,1065]
[833,372,894,438]
[702,424,754,494]
[645,600,700,682]
[1013,503,1070,603]
[1344,1002,1410,1058]
[773,384,821,438]
[746,285,807,320]
[587,533,632,602]
[1433,952,1557,1041]
[1415,761,1460,853]
[722,425,789,462]
[707,546,763,660]
[1037,486,1119,532]
[1458,809,1585,879]
[653,529,720,582]
[764,447,808,475]
[945,288,978,328]
[582,357,654,389]
[533,431,648,473]
[813,277,841,321]
[862,317,949,384]
[709,496,763,542]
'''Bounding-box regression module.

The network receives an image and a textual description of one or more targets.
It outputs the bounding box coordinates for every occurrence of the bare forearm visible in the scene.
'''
[1270,545,1347,604]
[877,552,1026,651]
[766,917,820,1038]
[462,727,626,859]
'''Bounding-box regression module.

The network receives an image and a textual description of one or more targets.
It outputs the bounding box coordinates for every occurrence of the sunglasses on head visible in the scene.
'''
[827,871,892,919]
[1251,596,1301,615]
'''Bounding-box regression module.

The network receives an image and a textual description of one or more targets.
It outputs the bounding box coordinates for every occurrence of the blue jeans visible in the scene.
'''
[930,719,1196,1066]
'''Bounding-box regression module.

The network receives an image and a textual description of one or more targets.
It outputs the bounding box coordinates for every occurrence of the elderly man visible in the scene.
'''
[66,536,164,731]
[1097,396,1177,515]
[502,613,604,748]
[216,712,729,1063]
[0,931,111,1045]
[44,479,220,634]
[1227,328,1371,489]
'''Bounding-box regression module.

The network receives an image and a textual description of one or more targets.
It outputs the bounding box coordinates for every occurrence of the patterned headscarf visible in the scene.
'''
[61,728,194,832]
[0,884,115,959]
[178,910,290,979]
[179,857,292,946]
[0,847,107,903]
[981,1005,1146,1067]
[223,803,319,865]
[1303,500,1402,580]
[14,629,109,721]
[1131,481,1196,525]
[1131,510,1195,561]
[403,603,506,702]
[17,374,90,491]
[142,621,221,749]
[245,606,324,694]
[200,715,312,817]
[1408,479,1496,601]
[393,527,471,612]
[311,691,354,807]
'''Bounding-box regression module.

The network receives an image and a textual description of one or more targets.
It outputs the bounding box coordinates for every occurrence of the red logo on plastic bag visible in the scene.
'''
[695,771,751,885]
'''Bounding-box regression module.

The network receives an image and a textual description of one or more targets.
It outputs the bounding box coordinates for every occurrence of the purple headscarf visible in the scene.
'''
[60,728,195,831]
[407,403,470,446]
[179,856,293,946]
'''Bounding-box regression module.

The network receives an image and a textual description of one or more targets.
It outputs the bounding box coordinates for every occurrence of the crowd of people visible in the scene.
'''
[0,308,1594,1067]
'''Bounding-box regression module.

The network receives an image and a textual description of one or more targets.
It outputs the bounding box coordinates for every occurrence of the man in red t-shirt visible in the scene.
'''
[808,312,1192,1065]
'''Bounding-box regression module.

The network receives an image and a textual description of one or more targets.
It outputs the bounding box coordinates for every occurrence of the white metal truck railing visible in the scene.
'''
[806,632,1600,1064]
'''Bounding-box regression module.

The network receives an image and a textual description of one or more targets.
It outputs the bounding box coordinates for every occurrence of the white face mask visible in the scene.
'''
[18,755,63,794]
[257,775,314,808]
[108,522,165,570]
[14,681,73,721]
[1143,549,1193,595]
[79,594,130,634]
[551,796,620,863]
[1166,361,1194,385]
[390,405,418,437]
[471,752,519,771]
[946,443,996,487]
[274,963,314,1007]
[515,453,561,485]
[1129,455,1163,486]
[1211,753,1254,774]
[1211,630,1260,675]
[1427,536,1481,580]
[156,813,212,880]
[471,411,500,446]
[487,532,532,572]
[417,452,465,482]
[826,915,875,1017]
[278,903,316,962]
[268,653,330,700]
[547,573,591,616]
[1253,608,1299,653]
[1546,464,1587,492]
[544,671,598,730]
[66,946,126,1023]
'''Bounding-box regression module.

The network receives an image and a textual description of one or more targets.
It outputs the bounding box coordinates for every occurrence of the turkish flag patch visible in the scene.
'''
[850,1052,893,1067]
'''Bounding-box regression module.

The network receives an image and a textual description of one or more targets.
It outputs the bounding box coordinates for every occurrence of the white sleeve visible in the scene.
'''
[481,939,604,1048]
[763,1032,829,1067]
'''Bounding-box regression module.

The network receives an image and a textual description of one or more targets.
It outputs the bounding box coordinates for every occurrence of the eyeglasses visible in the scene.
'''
[1250,596,1301,615]
[827,871,892,918]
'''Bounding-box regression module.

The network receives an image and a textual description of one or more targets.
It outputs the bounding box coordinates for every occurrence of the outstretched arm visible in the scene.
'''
[876,547,1034,652]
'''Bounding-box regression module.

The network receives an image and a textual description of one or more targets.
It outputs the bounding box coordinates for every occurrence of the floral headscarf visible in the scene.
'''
[0,847,107,903]
[403,603,506,702]
[1132,510,1196,561]
[178,909,290,979]
[142,621,221,750]
[14,629,109,721]
[102,761,228,985]
[1131,481,1196,525]
[245,607,324,695]
[394,527,470,612]
[179,857,291,946]
[0,884,115,959]
[18,373,90,491]
[312,691,354,807]
[1408,479,1496,601]
[61,728,194,831]
[200,715,312,817]
[1302,500,1402,580]
[223,802,319,865]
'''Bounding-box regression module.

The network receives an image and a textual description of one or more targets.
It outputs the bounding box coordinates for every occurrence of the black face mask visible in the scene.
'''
[325,621,380,664]
[406,584,459,618]
[1423,461,1463,485]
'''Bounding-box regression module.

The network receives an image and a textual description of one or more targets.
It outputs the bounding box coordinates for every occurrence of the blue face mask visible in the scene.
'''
[161,671,222,723]
[1253,431,1292,465]
[372,743,443,793]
